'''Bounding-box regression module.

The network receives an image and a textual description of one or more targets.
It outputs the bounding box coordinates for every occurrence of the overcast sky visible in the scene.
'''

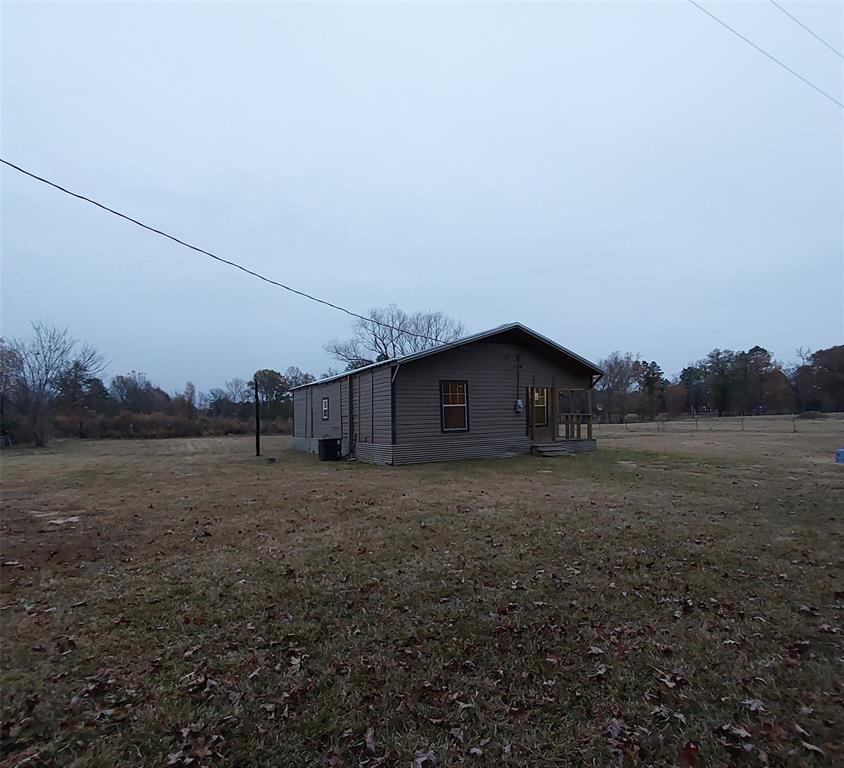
[2,1,842,392]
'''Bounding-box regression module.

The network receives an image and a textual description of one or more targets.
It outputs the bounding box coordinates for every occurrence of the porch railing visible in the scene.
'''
[558,412,593,440]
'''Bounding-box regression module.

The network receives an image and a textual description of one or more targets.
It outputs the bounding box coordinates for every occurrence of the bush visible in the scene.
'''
[50,411,294,440]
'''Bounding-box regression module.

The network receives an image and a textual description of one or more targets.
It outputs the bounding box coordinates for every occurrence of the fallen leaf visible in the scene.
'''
[48,516,80,526]
[679,741,701,768]
[742,698,766,713]
[589,663,609,679]
[325,751,347,768]
[413,748,437,768]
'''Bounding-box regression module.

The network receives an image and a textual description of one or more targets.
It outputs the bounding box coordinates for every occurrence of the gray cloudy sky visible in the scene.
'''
[2,1,842,392]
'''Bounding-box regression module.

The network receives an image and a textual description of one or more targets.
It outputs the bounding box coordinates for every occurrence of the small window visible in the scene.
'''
[533,388,548,426]
[441,380,468,432]
[321,397,329,420]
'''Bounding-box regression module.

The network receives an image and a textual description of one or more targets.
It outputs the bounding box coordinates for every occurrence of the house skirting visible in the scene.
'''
[292,436,597,465]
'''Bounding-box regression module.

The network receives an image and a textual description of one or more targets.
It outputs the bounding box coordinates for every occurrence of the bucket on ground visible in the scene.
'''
[318,438,341,461]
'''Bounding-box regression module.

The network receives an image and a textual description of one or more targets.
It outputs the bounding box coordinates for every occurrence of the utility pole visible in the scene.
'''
[254,377,261,457]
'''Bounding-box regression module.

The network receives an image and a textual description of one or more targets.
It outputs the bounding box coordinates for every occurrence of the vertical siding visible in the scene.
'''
[346,366,394,464]
[392,341,591,464]
[356,371,373,443]
[308,380,342,439]
[293,390,307,438]
[340,377,350,456]
[373,367,392,444]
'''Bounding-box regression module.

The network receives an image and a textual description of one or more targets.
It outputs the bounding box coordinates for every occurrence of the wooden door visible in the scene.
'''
[529,387,553,442]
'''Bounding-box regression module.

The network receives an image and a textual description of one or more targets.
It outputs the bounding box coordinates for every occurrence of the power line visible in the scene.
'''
[768,0,844,61]
[686,0,844,110]
[0,157,444,346]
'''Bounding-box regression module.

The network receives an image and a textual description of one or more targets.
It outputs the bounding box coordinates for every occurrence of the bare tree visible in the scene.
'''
[596,351,637,423]
[183,381,197,408]
[284,366,315,389]
[5,322,103,446]
[325,304,465,368]
[224,377,250,404]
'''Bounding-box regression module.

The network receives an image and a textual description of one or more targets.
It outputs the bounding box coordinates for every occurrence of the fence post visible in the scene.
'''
[695,417,699,433]
[792,414,797,433]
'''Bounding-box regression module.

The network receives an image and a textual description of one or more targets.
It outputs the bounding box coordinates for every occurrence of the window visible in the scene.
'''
[533,388,548,426]
[321,397,329,420]
[440,380,468,432]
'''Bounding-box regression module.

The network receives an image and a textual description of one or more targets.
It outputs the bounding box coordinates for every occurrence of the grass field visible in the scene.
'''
[1,423,842,767]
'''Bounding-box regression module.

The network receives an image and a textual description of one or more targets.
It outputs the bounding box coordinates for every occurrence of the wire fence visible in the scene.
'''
[594,414,844,438]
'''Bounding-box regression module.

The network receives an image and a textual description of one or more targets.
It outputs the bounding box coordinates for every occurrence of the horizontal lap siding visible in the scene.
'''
[309,380,342,440]
[354,443,393,465]
[391,437,530,464]
[292,381,342,453]
[393,341,591,464]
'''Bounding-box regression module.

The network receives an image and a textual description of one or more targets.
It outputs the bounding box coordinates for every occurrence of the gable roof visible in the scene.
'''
[291,322,603,390]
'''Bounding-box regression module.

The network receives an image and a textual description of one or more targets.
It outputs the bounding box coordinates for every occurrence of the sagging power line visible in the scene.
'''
[686,0,844,110]
[768,0,844,61]
[0,157,445,347]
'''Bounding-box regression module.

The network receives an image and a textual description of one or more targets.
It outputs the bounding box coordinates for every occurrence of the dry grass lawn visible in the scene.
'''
[1,424,842,767]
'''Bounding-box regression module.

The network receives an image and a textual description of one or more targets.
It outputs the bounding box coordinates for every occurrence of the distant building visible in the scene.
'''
[291,323,603,464]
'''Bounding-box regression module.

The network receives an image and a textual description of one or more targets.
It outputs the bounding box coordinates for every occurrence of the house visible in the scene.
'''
[291,322,603,464]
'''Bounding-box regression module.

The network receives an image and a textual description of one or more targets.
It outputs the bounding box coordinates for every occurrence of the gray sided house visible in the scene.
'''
[292,323,603,465]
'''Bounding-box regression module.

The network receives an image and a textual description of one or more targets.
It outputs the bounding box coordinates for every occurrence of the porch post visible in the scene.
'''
[528,387,535,442]
[587,388,593,440]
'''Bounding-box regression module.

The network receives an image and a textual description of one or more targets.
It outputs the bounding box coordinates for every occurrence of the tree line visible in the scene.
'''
[0,323,317,446]
[2,316,841,446]
[595,345,843,423]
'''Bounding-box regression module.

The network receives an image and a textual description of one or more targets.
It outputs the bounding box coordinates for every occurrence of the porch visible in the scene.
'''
[527,387,597,456]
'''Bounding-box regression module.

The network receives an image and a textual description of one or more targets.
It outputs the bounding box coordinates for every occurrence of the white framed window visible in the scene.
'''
[321,397,329,420]
[440,380,468,432]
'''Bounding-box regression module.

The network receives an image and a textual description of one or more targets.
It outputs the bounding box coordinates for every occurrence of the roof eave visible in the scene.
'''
[290,322,603,391]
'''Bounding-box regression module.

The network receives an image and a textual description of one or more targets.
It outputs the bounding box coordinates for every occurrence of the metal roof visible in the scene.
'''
[290,322,604,390]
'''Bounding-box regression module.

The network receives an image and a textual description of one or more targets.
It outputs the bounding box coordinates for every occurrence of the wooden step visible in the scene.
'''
[531,439,597,457]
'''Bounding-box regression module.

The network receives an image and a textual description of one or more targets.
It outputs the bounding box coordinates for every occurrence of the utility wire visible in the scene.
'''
[0,157,444,346]
[687,0,844,110]
[768,0,844,61]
